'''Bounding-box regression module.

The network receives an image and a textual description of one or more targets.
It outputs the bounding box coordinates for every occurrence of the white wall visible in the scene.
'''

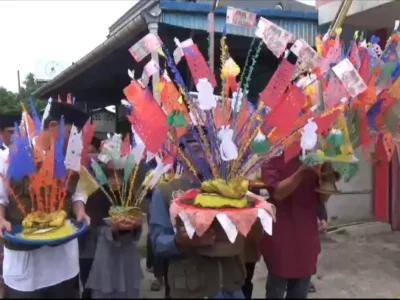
[327,149,374,224]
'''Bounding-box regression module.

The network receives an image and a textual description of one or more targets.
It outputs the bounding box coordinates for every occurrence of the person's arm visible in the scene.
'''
[261,157,306,202]
[149,187,181,257]
[72,183,91,225]
[316,202,327,221]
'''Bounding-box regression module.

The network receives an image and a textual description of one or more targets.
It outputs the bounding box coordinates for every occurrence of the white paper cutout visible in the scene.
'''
[178,211,195,239]
[148,155,172,188]
[64,125,83,172]
[98,134,124,168]
[146,151,156,163]
[216,213,238,243]
[196,78,217,111]
[253,130,266,142]
[258,208,273,236]
[131,126,146,164]
[231,89,244,113]
[218,126,238,161]
[128,69,134,79]
[300,118,318,159]
[41,98,53,129]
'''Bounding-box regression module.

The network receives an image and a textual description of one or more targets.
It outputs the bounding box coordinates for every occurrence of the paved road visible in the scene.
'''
[140,227,400,298]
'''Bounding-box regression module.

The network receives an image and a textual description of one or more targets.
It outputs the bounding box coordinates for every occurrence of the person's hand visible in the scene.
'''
[0,218,11,238]
[112,217,141,231]
[318,220,328,232]
[75,204,91,226]
[176,224,216,247]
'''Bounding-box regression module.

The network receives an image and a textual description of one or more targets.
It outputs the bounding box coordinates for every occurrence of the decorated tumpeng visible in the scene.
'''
[0,96,90,245]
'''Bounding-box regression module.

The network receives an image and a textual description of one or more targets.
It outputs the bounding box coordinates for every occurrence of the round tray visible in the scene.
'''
[4,219,88,247]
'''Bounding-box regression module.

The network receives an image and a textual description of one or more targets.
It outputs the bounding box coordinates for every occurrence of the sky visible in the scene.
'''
[0,0,315,93]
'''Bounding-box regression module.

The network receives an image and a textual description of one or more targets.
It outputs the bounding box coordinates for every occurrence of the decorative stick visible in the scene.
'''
[58,170,72,211]
[126,157,143,207]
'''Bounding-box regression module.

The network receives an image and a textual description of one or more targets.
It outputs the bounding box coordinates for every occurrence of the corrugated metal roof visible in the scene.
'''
[161,12,318,46]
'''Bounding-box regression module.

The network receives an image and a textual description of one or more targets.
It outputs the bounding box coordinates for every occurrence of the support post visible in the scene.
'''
[141,9,162,104]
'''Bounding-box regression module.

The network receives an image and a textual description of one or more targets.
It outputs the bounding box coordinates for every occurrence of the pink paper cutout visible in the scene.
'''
[324,74,349,109]
[259,59,296,110]
[185,209,217,237]
[226,209,258,237]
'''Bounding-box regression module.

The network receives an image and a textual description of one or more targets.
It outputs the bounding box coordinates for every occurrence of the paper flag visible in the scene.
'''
[183,44,217,87]
[265,86,305,136]
[124,81,168,153]
[131,126,146,164]
[64,125,83,172]
[77,166,100,197]
[80,121,96,166]
[226,7,257,28]
[255,17,293,58]
[129,32,162,62]
[7,133,36,180]
[358,48,371,84]
[37,140,55,186]
[148,155,172,188]
[382,131,395,161]
[259,59,296,110]
[29,97,41,135]
[348,41,361,70]
[324,74,349,109]
[54,117,67,179]
[90,159,108,186]
[123,154,136,184]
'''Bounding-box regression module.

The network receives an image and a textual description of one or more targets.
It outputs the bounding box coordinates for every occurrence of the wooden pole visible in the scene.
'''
[17,70,21,94]
[208,0,219,74]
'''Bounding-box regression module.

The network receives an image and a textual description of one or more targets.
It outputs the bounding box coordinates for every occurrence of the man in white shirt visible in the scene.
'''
[0,113,21,149]
[0,101,91,298]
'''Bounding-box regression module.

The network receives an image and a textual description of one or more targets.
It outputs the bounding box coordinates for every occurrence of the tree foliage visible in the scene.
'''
[0,73,46,113]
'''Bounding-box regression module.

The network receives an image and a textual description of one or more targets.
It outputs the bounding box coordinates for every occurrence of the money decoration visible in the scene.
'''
[332,58,367,97]
[255,17,293,58]
[226,7,257,28]
[291,39,321,76]
[129,33,162,62]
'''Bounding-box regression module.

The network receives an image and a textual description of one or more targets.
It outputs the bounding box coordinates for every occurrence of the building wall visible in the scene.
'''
[327,150,374,224]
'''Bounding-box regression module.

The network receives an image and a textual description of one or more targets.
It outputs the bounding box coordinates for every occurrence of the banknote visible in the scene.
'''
[129,33,162,62]
[255,17,293,58]
[226,6,257,28]
[332,58,367,97]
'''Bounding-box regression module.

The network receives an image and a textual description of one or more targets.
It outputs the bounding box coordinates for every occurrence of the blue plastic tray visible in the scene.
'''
[3,219,88,247]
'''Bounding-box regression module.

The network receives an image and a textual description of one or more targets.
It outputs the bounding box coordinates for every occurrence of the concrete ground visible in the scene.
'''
[139,223,400,299]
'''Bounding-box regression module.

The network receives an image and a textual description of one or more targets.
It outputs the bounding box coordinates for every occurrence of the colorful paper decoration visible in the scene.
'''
[64,125,83,172]
[124,81,168,153]
[183,44,217,87]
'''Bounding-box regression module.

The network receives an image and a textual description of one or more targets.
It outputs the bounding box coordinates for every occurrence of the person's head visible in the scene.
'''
[0,113,21,146]
[179,126,209,180]
[43,101,89,146]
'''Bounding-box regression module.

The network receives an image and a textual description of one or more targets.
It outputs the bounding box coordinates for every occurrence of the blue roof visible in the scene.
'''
[160,0,318,21]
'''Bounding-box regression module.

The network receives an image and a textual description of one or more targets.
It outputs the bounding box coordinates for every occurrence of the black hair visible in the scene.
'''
[91,136,102,151]
[43,101,89,130]
[0,113,22,130]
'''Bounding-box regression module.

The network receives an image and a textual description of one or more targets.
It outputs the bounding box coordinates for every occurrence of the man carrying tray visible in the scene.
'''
[150,128,246,299]
[0,101,91,298]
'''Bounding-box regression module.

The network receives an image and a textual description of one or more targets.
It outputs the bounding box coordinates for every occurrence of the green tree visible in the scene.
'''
[0,73,46,113]
[0,87,19,113]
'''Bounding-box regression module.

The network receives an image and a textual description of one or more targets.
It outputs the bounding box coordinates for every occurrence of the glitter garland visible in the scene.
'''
[162,45,219,179]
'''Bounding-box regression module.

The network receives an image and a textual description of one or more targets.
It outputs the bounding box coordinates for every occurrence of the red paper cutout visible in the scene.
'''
[121,134,131,157]
[183,44,217,87]
[320,41,342,74]
[284,141,301,163]
[265,86,305,136]
[124,81,168,153]
[382,131,395,161]
[314,110,341,135]
[259,59,296,110]
[358,52,371,85]
[80,121,95,166]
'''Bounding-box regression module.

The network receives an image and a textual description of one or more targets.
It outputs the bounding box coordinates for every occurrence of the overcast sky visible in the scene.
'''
[0,0,315,93]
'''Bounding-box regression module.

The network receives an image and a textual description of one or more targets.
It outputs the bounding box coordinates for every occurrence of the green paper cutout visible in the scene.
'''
[167,111,188,127]
[251,139,271,154]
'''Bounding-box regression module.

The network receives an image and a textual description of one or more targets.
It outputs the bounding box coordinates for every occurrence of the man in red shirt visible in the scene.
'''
[261,154,331,298]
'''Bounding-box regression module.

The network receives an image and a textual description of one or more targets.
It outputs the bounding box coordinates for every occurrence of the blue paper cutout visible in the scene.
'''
[7,127,36,180]
[366,98,384,132]
[29,97,41,135]
[54,117,67,179]
[370,35,381,45]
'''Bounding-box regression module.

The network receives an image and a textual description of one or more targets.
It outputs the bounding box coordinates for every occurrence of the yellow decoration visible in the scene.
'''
[335,27,342,37]
[156,81,165,93]
[336,113,354,156]
[194,194,248,208]
[221,58,240,79]
[354,30,359,41]
[316,36,324,55]
[315,150,356,163]
[20,220,76,240]
[158,48,166,57]
[200,179,249,199]
[178,95,183,104]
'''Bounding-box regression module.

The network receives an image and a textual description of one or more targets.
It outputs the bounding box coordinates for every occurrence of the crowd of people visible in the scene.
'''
[0,99,330,299]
